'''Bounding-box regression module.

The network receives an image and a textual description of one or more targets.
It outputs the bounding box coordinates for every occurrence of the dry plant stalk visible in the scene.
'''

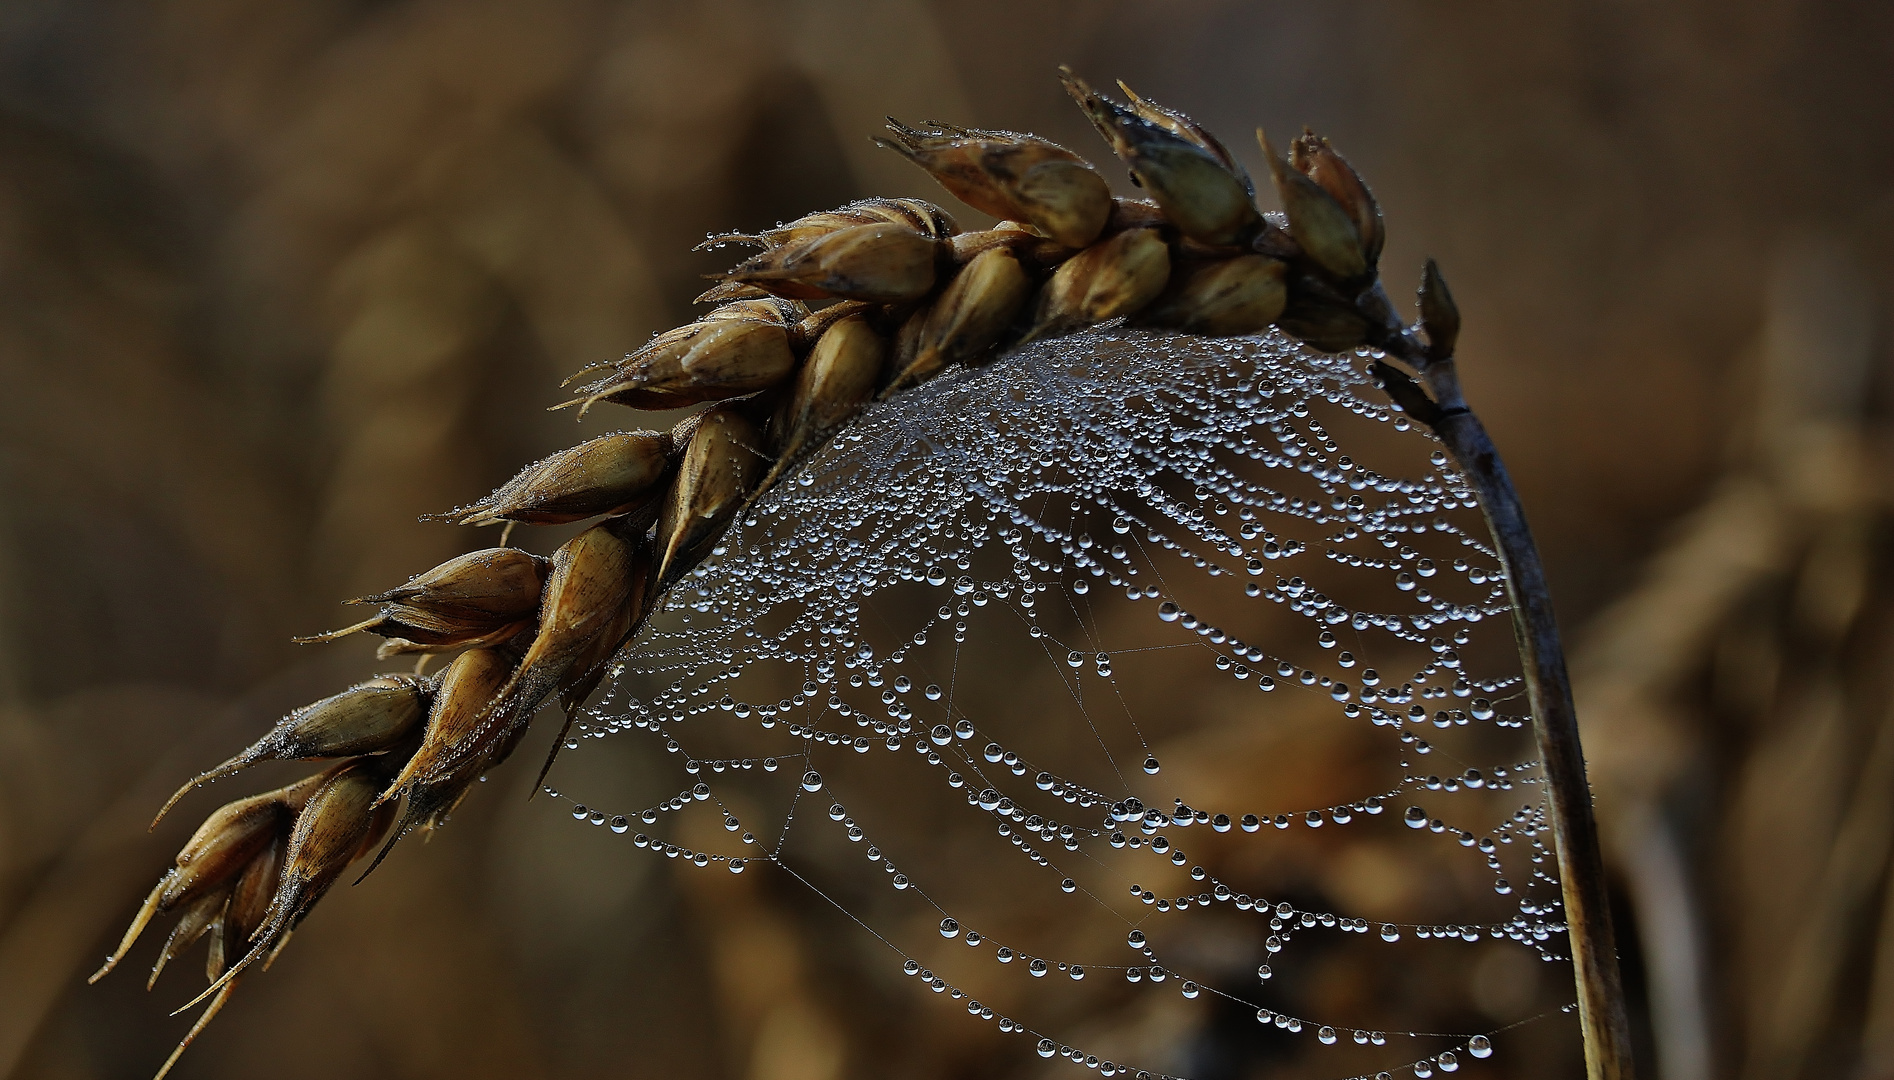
[101,70,1633,1079]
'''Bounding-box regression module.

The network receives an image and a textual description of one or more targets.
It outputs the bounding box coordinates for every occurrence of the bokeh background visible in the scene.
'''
[0,2,1890,1078]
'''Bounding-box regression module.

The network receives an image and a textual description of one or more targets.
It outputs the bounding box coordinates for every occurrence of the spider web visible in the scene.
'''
[538,327,1572,1079]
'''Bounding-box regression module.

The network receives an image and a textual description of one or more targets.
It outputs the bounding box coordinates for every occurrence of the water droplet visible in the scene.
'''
[1468,1035,1493,1059]
[1404,805,1427,828]
[801,771,824,792]
[924,684,942,700]
[1029,959,1049,977]
[1157,602,1181,622]
[1037,1039,1057,1057]
[1143,756,1161,774]
[1126,929,1146,948]
[1318,1026,1337,1045]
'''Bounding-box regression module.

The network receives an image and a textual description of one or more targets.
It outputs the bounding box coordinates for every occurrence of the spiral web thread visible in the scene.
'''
[538,327,1573,1078]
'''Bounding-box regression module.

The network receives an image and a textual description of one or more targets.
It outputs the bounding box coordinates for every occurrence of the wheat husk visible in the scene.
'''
[721,222,939,303]
[1026,226,1170,339]
[1291,129,1383,266]
[877,120,1111,248]
[1136,254,1286,337]
[1064,73,1259,247]
[653,404,767,589]
[452,433,675,526]
[155,675,430,824]
[762,312,886,492]
[1258,128,1368,282]
[884,244,1032,395]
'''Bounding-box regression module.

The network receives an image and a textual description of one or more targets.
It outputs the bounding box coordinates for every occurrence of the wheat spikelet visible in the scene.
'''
[103,71,1589,1078]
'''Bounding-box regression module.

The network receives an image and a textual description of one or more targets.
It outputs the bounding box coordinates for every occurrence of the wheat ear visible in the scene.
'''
[103,70,1633,1080]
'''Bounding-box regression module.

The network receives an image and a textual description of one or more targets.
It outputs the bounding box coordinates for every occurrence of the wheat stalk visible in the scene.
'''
[97,70,1634,1080]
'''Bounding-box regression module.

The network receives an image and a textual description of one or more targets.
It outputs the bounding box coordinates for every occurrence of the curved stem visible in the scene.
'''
[1421,361,1634,1080]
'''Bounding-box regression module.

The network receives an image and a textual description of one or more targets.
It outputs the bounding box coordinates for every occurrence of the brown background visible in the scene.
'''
[0,2,1889,1078]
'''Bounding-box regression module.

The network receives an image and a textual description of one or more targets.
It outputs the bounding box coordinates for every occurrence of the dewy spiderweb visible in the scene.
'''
[540,326,1567,1079]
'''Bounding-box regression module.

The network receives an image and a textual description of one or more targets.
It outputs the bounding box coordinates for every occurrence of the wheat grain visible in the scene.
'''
[564,306,801,411]
[875,120,1111,248]
[372,645,523,848]
[723,220,942,303]
[768,310,887,486]
[884,244,1030,395]
[448,431,675,526]
[1134,253,1286,337]
[1064,72,1260,247]
[154,675,432,824]
[1026,225,1171,340]
[99,70,1632,1080]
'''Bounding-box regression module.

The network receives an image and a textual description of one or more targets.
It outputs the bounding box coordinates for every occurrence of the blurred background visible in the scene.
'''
[0,1,1889,1078]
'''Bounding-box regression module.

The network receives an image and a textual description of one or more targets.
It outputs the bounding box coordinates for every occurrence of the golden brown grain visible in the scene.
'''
[452,433,675,526]
[877,120,1111,248]
[884,244,1032,395]
[722,221,941,303]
